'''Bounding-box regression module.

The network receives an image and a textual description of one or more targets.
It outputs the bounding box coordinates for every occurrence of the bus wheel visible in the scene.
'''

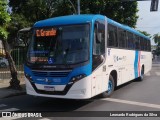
[138,67,144,81]
[101,75,115,98]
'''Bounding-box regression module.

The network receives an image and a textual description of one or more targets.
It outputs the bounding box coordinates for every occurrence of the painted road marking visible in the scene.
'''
[39,118,51,120]
[102,98,160,109]
[155,72,160,76]
[0,71,23,74]
[0,104,7,108]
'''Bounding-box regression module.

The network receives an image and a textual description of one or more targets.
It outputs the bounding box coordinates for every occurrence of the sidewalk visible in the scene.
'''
[0,78,26,99]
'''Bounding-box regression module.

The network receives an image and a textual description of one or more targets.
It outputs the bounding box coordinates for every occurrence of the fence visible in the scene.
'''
[0,47,26,82]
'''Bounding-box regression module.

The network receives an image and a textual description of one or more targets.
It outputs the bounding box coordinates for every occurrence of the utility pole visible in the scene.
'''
[77,0,80,14]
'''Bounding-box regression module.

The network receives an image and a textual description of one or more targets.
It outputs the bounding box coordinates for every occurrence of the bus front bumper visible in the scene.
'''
[25,76,92,99]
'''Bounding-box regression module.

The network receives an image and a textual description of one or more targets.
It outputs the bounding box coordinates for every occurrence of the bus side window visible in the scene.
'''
[140,37,143,51]
[93,20,105,71]
[147,40,151,51]
[146,39,148,51]
[108,30,114,46]
[118,28,127,49]
[149,40,151,51]
[144,39,147,51]
[135,35,140,50]
[144,39,146,51]
[93,21,105,55]
[127,32,134,50]
[108,24,118,47]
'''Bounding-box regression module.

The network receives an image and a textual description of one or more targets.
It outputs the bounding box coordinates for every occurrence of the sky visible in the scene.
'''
[136,1,160,45]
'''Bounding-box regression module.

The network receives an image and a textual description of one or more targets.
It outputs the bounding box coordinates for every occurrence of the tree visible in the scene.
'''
[0,1,10,39]
[0,0,21,90]
[153,33,160,56]
[9,0,139,28]
[9,0,60,23]
[138,30,151,38]
[7,14,31,45]
[84,0,138,28]
[153,33,160,45]
[55,0,139,28]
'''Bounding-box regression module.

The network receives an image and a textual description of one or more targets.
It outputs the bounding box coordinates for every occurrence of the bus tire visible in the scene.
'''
[138,67,144,81]
[101,75,115,98]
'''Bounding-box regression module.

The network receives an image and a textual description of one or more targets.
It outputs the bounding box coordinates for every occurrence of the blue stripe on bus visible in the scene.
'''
[134,51,139,78]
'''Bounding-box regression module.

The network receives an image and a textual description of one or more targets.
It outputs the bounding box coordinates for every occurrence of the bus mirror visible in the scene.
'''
[16,27,31,47]
[16,35,25,47]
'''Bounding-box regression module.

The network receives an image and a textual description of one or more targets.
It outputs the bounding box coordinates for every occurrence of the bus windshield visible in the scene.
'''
[27,24,90,65]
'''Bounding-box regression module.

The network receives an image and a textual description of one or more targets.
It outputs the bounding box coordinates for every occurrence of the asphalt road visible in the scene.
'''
[0,63,160,120]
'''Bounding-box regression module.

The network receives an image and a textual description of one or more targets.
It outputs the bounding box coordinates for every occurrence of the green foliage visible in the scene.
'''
[55,0,139,28]
[0,0,10,39]
[81,0,138,28]
[153,33,160,56]
[9,0,60,23]
[138,30,151,38]
[153,33,160,46]
[0,27,8,39]
[9,0,139,28]
[7,14,31,44]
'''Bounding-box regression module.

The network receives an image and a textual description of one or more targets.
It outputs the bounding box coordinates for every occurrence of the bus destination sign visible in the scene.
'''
[36,28,57,37]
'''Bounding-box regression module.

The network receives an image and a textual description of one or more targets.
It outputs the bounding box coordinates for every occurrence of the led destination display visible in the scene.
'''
[36,28,57,37]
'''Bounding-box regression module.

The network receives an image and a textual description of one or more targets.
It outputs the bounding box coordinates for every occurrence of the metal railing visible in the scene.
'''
[0,48,26,82]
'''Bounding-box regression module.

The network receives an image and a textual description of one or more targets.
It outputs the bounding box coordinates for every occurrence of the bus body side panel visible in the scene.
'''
[89,16,110,97]
[140,51,152,74]
[105,48,152,87]
[91,63,109,97]
[106,48,135,85]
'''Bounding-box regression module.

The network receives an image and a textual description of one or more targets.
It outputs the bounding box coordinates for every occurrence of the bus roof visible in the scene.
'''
[34,15,98,27]
[107,18,150,40]
[34,14,150,40]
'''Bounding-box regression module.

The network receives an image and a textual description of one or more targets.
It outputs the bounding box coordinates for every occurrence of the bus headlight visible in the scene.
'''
[25,73,34,83]
[69,74,86,84]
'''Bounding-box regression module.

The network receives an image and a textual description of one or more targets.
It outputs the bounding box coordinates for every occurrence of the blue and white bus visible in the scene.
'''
[24,15,152,99]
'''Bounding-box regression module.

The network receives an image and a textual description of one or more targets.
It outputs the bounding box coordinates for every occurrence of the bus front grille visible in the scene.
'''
[32,70,71,77]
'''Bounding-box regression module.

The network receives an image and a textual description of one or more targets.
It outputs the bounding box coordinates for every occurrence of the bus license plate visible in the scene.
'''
[44,86,55,91]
